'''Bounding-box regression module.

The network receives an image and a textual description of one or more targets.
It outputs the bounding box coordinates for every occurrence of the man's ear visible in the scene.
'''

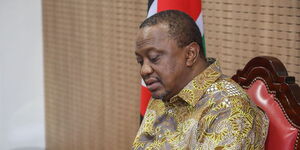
[185,42,200,67]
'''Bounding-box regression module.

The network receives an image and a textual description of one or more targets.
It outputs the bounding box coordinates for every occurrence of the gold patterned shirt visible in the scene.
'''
[132,59,269,150]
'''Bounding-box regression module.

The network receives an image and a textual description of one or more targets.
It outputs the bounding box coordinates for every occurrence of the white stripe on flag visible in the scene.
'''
[147,0,158,18]
[141,79,147,87]
[195,12,204,36]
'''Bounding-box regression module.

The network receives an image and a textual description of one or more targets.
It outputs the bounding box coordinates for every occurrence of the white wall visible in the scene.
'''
[0,0,45,150]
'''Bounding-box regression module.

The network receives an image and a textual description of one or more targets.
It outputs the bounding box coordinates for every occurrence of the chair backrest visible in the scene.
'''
[232,56,300,150]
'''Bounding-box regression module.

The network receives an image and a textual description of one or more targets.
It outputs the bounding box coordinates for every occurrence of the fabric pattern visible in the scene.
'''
[132,59,269,150]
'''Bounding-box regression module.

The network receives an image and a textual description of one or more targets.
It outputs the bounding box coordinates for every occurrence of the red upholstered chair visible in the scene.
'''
[232,56,300,150]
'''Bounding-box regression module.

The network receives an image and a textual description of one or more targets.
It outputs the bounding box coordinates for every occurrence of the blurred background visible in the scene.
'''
[0,0,299,149]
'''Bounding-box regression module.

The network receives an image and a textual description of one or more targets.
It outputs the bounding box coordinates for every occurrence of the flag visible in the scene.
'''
[140,0,206,122]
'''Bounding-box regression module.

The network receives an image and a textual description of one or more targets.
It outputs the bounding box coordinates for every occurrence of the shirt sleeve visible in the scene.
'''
[196,96,267,150]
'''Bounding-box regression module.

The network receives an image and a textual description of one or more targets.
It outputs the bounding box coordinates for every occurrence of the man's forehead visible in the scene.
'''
[136,24,170,47]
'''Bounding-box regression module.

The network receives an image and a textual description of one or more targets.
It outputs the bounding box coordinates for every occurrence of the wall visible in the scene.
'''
[43,0,147,149]
[0,0,45,149]
[203,0,300,82]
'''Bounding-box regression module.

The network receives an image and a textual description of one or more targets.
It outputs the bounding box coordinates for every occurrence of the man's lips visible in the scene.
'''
[144,78,161,91]
[147,82,161,91]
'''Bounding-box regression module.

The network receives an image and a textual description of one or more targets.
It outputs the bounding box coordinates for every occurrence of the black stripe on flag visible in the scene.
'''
[147,0,154,12]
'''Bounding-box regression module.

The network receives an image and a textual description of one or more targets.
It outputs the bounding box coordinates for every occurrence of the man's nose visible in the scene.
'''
[140,63,153,77]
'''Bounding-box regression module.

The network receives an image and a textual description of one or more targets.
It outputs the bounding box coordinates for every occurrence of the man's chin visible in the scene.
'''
[151,92,165,100]
[151,90,169,100]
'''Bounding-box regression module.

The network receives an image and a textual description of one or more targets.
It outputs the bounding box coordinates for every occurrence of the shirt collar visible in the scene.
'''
[169,58,222,106]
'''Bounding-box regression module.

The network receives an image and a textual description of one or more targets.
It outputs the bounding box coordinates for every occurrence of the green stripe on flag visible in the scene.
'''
[202,34,206,57]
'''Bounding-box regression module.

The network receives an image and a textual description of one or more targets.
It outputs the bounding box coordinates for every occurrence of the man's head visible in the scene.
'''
[135,10,207,101]
[140,10,205,56]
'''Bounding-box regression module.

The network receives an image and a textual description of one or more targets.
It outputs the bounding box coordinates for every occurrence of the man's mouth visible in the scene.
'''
[144,78,161,91]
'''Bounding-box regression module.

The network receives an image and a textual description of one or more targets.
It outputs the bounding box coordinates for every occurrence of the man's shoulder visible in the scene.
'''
[205,77,249,100]
[195,77,269,150]
[202,77,269,123]
[201,77,264,113]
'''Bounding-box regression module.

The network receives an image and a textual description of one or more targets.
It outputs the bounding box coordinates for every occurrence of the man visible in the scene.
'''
[133,10,269,149]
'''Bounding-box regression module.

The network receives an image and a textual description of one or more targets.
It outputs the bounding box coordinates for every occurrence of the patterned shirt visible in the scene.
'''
[132,59,269,150]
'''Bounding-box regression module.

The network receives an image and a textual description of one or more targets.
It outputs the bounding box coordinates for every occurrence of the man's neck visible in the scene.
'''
[162,58,209,102]
[191,58,209,78]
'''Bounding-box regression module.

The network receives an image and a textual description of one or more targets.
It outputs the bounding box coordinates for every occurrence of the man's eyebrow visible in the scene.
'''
[134,52,141,57]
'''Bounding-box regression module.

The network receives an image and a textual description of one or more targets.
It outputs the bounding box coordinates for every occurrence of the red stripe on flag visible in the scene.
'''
[157,0,201,21]
[140,85,152,116]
